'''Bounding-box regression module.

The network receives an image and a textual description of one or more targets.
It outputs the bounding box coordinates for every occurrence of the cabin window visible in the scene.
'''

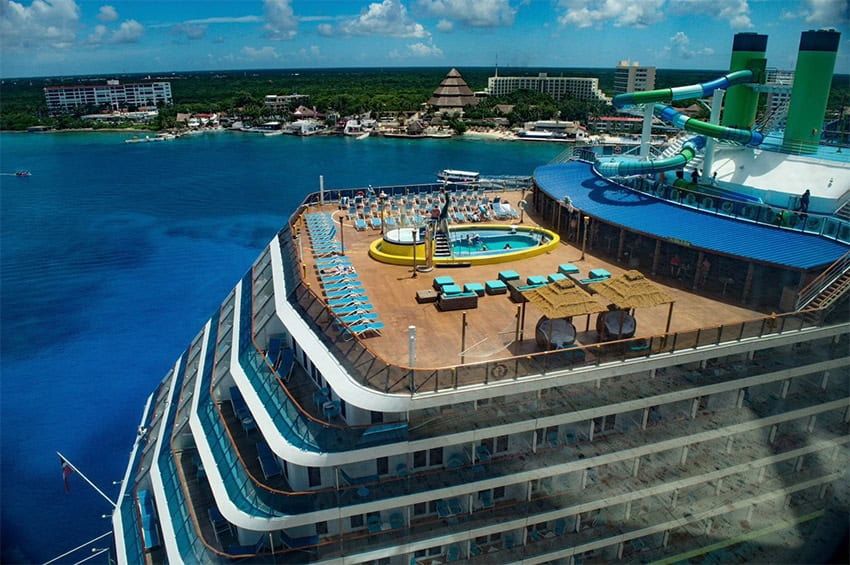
[307,467,321,487]
[350,514,364,529]
[315,521,328,535]
[413,450,427,468]
[377,457,388,475]
[413,502,427,515]
[494,486,505,499]
[481,438,494,453]
[429,447,443,466]
[496,435,509,452]
[371,411,383,424]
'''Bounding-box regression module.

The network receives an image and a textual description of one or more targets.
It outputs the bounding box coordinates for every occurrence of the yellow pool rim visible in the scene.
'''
[368,224,561,266]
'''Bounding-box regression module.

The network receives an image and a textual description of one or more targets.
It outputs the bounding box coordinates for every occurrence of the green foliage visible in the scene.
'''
[2,68,848,133]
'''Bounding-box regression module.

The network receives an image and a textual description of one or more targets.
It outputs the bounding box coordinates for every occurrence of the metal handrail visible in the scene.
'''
[794,249,850,311]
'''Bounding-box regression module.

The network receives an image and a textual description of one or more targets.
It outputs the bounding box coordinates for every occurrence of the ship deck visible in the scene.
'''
[295,191,767,370]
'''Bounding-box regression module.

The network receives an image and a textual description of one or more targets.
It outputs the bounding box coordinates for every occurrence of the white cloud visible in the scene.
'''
[557,0,664,28]
[87,23,107,43]
[317,22,333,36]
[96,4,117,22]
[172,22,206,40]
[664,31,714,60]
[0,0,80,50]
[110,19,143,43]
[436,18,453,32]
[417,0,516,27]
[801,0,849,26]
[668,0,752,30]
[263,0,297,40]
[186,15,261,25]
[407,41,443,56]
[242,45,280,60]
[337,0,429,38]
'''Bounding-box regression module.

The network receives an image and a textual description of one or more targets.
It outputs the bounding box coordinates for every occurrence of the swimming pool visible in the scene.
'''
[451,226,545,255]
[369,224,560,266]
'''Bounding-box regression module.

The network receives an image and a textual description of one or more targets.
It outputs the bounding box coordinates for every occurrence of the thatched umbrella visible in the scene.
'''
[591,270,676,336]
[522,278,608,348]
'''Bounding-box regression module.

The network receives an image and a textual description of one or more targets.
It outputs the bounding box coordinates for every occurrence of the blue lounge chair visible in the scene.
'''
[389,512,404,530]
[367,514,383,533]
[331,304,373,315]
[354,218,368,231]
[324,281,363,292]
[328,295,370,307]
[345,321,383,338]
[229,387,256,433]
[325,288,367,299]
[370,217,382,229]
[338,312,379,325]
[256,441,281,479]
[315,256,351,266]
[385,215,397,228]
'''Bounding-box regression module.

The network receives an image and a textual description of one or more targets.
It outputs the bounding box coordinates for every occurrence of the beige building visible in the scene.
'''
[614,61,656,94]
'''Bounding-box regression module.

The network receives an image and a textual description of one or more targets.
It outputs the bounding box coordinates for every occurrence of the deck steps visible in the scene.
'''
[802,270,850,322]
[835,202,850,221]
[434,232,451,257]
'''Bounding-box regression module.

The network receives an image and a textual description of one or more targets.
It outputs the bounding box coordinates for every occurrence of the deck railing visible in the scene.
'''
[608,173,850,244]
[280,221,845,397]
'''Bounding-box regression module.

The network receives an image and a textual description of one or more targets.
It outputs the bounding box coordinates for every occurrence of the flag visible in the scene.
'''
[61,456,73,493]
[438,198,450,222]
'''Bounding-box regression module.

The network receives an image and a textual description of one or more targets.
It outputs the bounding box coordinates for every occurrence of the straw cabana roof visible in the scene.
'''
[591,270,674,309]
[591,270,676,334]
[523,278,608,318]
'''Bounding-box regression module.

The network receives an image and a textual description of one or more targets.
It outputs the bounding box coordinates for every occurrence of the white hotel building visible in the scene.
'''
[486,73,610,104]
[43,80,173,115]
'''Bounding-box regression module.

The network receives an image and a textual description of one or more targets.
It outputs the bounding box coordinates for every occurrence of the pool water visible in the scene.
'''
[451,227,545,255]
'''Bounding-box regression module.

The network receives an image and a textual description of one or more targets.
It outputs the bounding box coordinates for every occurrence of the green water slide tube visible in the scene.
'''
[613,69,754,107]
[597,136,705,176]
[598,70,764,176]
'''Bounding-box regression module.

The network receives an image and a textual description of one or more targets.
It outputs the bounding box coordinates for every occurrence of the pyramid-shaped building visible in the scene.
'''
[427,68,480,114]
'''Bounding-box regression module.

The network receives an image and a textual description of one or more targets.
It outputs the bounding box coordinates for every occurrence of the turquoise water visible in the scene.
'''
[451,227,542,255]
[0,131,559,563]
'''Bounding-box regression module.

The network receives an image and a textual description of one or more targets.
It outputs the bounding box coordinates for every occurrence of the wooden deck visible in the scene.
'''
[296,192,765,370]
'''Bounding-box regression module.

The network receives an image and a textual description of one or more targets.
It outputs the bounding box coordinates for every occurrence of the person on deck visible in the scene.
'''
[799,189,811,214]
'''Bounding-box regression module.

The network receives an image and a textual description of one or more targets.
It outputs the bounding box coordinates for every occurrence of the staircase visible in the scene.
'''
[433,231,451,257]
[795,251,850,321]
[835,201,850,221]
[758,98,791,134]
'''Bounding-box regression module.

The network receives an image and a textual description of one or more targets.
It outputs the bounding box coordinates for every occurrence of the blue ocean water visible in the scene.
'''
[0,131,560,563]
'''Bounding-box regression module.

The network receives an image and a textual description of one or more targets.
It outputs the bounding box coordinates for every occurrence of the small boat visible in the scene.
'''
[15,170,31,176]
[356,132,370,140]
[437,169,480,183]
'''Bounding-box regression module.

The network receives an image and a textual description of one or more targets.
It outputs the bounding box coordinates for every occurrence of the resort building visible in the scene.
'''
[264,94,309,114]
[426,68,480,114]
[43,80,172,115]
[486,72,611,104]
[614,61,656,95]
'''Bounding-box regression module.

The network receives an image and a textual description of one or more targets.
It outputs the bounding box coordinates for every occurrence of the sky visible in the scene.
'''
[0,0,848,78]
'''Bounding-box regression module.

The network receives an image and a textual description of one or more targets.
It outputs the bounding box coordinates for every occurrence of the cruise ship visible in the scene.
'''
[111,31,849,564]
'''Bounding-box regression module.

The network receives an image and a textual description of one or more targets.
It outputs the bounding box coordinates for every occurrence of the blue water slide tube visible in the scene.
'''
[612,69,754,108]
[598,70,764,177]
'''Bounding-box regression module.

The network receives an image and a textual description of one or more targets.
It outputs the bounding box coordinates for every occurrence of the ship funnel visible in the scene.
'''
[721,33,767,129]
[783,29,841,153]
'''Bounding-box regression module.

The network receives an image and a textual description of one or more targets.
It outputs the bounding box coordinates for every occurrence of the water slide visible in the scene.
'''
[597,70,764,177]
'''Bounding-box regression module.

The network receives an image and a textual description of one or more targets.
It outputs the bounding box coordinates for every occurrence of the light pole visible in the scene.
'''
[581,215,590,260]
